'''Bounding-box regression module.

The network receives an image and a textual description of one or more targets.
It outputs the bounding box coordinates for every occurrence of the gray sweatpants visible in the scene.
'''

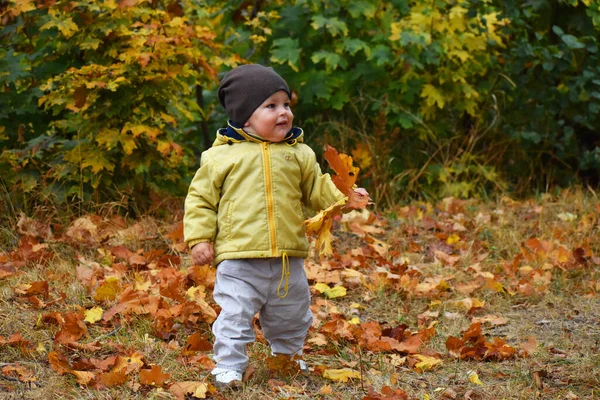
[212,257,313,372]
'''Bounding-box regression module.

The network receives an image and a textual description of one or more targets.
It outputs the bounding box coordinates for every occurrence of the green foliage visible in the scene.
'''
[497,0,600,192]
[1,0,599,210]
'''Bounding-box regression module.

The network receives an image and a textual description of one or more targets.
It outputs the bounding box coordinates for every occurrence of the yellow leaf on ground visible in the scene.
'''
[169,381,208,400]
[94,277,121,302]
[414,354,443,371]
[84,307,104,324]
[313,283,347,299]
[323,368,361,382]
[468,371,483,385]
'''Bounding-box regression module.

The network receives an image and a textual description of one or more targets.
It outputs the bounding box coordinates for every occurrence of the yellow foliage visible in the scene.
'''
[421,84,445,109]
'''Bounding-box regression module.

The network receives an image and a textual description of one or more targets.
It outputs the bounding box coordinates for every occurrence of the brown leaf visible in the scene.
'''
[14,280,49,298]
[323,145,359,196]
[265,354,300,377]
[2,364,36,383]
[169,381,210,400]
[112,352,144,375]
[73,86,87,108]
[183,333,212,355]
[16,214,53,239]
[139,365,170,387]
[520,336,538,357]
[118,0,137,7]
[72,370,96,385]
[48,351,71,375]
[99,370,128,386]
[54,312,88,344]
[187,353,215,370]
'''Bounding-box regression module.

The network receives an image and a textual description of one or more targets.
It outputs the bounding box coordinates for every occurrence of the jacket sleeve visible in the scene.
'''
[183,152,221,248]
[300,146,346,211]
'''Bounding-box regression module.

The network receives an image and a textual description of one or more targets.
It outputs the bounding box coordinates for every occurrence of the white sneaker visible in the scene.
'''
[211,367,243,388]
[296,359,308,373]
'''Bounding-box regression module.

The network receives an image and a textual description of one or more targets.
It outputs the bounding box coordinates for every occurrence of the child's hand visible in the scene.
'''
[191,242,214,266]
[346,187,371,210]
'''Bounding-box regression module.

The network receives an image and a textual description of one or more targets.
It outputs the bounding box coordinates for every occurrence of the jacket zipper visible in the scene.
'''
[261,142,277,255]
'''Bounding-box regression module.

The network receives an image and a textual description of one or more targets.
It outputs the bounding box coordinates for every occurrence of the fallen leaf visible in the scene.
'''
[139,365,170,387]
[84,307,104,324]
[468,371,483,385]
[169,381,209,399]
[323,368,361,382]
[94,277,122,302]
[413,354,443,371]
[100,370,128,386]
[313,283,347,298]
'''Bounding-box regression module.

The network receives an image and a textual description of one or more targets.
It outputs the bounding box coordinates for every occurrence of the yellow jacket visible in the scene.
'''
[184,124,345,265]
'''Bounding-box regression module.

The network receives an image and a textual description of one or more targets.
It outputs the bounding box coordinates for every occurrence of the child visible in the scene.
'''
[183,64,365,388]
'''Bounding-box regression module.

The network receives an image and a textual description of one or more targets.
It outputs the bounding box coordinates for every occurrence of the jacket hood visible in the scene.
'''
[214,121,304,147]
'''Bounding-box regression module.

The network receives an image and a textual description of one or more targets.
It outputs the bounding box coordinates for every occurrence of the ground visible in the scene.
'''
[1,189,599,399]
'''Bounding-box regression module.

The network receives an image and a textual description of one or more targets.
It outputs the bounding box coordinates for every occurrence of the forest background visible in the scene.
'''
[1,0,600,216]
[2,1,600,399]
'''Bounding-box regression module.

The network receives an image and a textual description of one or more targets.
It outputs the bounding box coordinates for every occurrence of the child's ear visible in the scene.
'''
[244,121,250,127]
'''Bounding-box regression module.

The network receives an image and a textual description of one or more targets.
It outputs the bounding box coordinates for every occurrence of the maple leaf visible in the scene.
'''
[139,365,170,387]
[169,381,210,399]
[413,354,443,371]
[183,332,212,355]
[99,370,128,386]
[324,145,359,195]
[14,280,49,298]
[112,352,145,375]
[313,282,347,298]
[304,145,371,257]
[305,198,346,256]
[94,277,122,302]
[84,307,104,324]
[48,351,71,375]
[322,368,361,382]
[72,370,96,385]
[2,364,36,383]
[265,354,300,377]
[0,333,33,355]
[54,312,88,344]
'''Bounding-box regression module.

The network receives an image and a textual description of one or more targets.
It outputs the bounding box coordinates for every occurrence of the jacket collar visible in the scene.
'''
[214,120,304,146]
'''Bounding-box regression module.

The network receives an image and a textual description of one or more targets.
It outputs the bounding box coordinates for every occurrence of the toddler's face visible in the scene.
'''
[243,90,293,142]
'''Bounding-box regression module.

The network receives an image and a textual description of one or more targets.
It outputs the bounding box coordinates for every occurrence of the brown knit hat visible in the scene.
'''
[218,64,291,127]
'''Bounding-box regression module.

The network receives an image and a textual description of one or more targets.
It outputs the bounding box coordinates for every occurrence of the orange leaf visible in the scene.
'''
[265,354,301,376]
[48,351,71,375]
[323,145,359,196]
[183,333,212,355]
[139,365,170,387]
[169,381,210,400]
[54,312,88,344]
[99,370,128,386]
[72,370,96,385]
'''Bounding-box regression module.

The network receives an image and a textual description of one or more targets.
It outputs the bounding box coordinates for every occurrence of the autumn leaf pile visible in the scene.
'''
[1,186,600,398]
